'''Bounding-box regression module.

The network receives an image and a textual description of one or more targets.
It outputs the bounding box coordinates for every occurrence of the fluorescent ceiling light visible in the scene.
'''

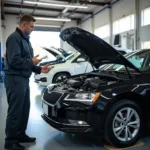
[24,1,88,9]
[34,17,71,22]
[34,24,61,28]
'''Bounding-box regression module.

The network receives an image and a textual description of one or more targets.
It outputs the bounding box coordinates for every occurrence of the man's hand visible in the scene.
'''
[32,55,42,65]
[41,64,54,73]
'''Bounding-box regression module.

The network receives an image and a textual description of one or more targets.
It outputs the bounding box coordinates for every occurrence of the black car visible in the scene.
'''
[103,49,150,71]
[41,27,150,147]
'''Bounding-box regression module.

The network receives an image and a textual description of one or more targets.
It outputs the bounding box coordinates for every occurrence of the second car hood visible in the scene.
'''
[43,47,65,59]
[60,27,140,72]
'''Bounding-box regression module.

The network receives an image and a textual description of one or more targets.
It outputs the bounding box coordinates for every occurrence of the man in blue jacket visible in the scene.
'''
[4,14,52,150]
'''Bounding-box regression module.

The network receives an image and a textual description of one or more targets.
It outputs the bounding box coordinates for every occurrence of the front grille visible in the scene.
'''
[43,89,62,105]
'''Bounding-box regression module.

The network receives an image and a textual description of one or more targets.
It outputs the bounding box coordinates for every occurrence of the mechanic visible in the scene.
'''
[4,14,52,150]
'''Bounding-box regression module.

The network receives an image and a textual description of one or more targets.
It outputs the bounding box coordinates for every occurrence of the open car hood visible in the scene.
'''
[60,27,140,72]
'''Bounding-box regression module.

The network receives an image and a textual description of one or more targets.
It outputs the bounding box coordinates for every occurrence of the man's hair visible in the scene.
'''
[20,14,36,24]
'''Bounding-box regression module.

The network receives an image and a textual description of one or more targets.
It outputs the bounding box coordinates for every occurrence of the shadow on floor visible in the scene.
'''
[43,133,105,150]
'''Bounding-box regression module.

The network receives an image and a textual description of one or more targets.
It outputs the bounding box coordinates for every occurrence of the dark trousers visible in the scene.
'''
[4,74,30,145]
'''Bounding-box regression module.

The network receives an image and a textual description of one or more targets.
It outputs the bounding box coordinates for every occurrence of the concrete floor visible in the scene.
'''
[1,75,150,150]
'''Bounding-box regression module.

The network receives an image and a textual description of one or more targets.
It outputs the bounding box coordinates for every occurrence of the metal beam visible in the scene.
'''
[5,12,81,21]
[58,0,70,17]
[32,0,39,15]
[53,0,110,6]
[1,0,5,20]
[4,3,92,15]
[19,0,24,15]
[135,0,140,50]
[67,8,78,18]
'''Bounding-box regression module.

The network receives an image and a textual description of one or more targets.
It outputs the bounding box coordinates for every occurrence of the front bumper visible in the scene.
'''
[42,95,105,134]
[42,114,92,133]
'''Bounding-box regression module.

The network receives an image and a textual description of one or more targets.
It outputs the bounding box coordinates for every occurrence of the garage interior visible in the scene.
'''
[1,0,150,150]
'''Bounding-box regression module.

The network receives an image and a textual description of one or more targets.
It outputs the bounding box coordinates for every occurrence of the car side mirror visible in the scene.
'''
[76,58,86,62]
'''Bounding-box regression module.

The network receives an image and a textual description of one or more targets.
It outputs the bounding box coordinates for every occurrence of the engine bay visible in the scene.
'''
[53,71,130,92]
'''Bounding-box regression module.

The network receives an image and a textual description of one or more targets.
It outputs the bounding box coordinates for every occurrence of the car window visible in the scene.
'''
[106,50,150,71]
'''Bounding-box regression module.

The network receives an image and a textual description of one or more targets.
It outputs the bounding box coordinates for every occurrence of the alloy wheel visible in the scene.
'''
[55,75,67,82]
[113,107,140,142]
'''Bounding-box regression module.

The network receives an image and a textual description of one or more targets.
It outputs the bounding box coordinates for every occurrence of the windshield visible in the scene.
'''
[105,50,150,72]
[100,52,134,70]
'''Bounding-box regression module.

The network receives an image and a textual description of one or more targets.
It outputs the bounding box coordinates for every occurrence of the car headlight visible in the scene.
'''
[64,92,100,105]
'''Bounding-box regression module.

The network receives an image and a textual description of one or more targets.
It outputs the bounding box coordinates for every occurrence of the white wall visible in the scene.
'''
[94,9,109,29]
[81,18,93,33]
[93,8,110,44]
[2,15,18,54]
[140,0,150,45]
[80,0,150,50]
[112,0,135,21]
[102,37,110,44]
[140,0,150,10]
[62,20,78,30]
[140,25,150,42]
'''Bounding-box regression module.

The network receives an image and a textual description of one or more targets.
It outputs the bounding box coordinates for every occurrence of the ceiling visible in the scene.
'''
[1,0,112,25]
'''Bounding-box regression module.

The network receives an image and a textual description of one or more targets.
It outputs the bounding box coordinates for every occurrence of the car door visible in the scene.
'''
[72,54,93,74]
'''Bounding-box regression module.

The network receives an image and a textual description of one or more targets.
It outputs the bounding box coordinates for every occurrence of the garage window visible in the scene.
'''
[94,24,110,38]
[141,7,150,26]
[30,31,60,55]
[113,14,134,35]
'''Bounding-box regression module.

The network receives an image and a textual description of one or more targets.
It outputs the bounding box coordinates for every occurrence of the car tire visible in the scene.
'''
[104,100,142,148]
[52,73,70,83]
